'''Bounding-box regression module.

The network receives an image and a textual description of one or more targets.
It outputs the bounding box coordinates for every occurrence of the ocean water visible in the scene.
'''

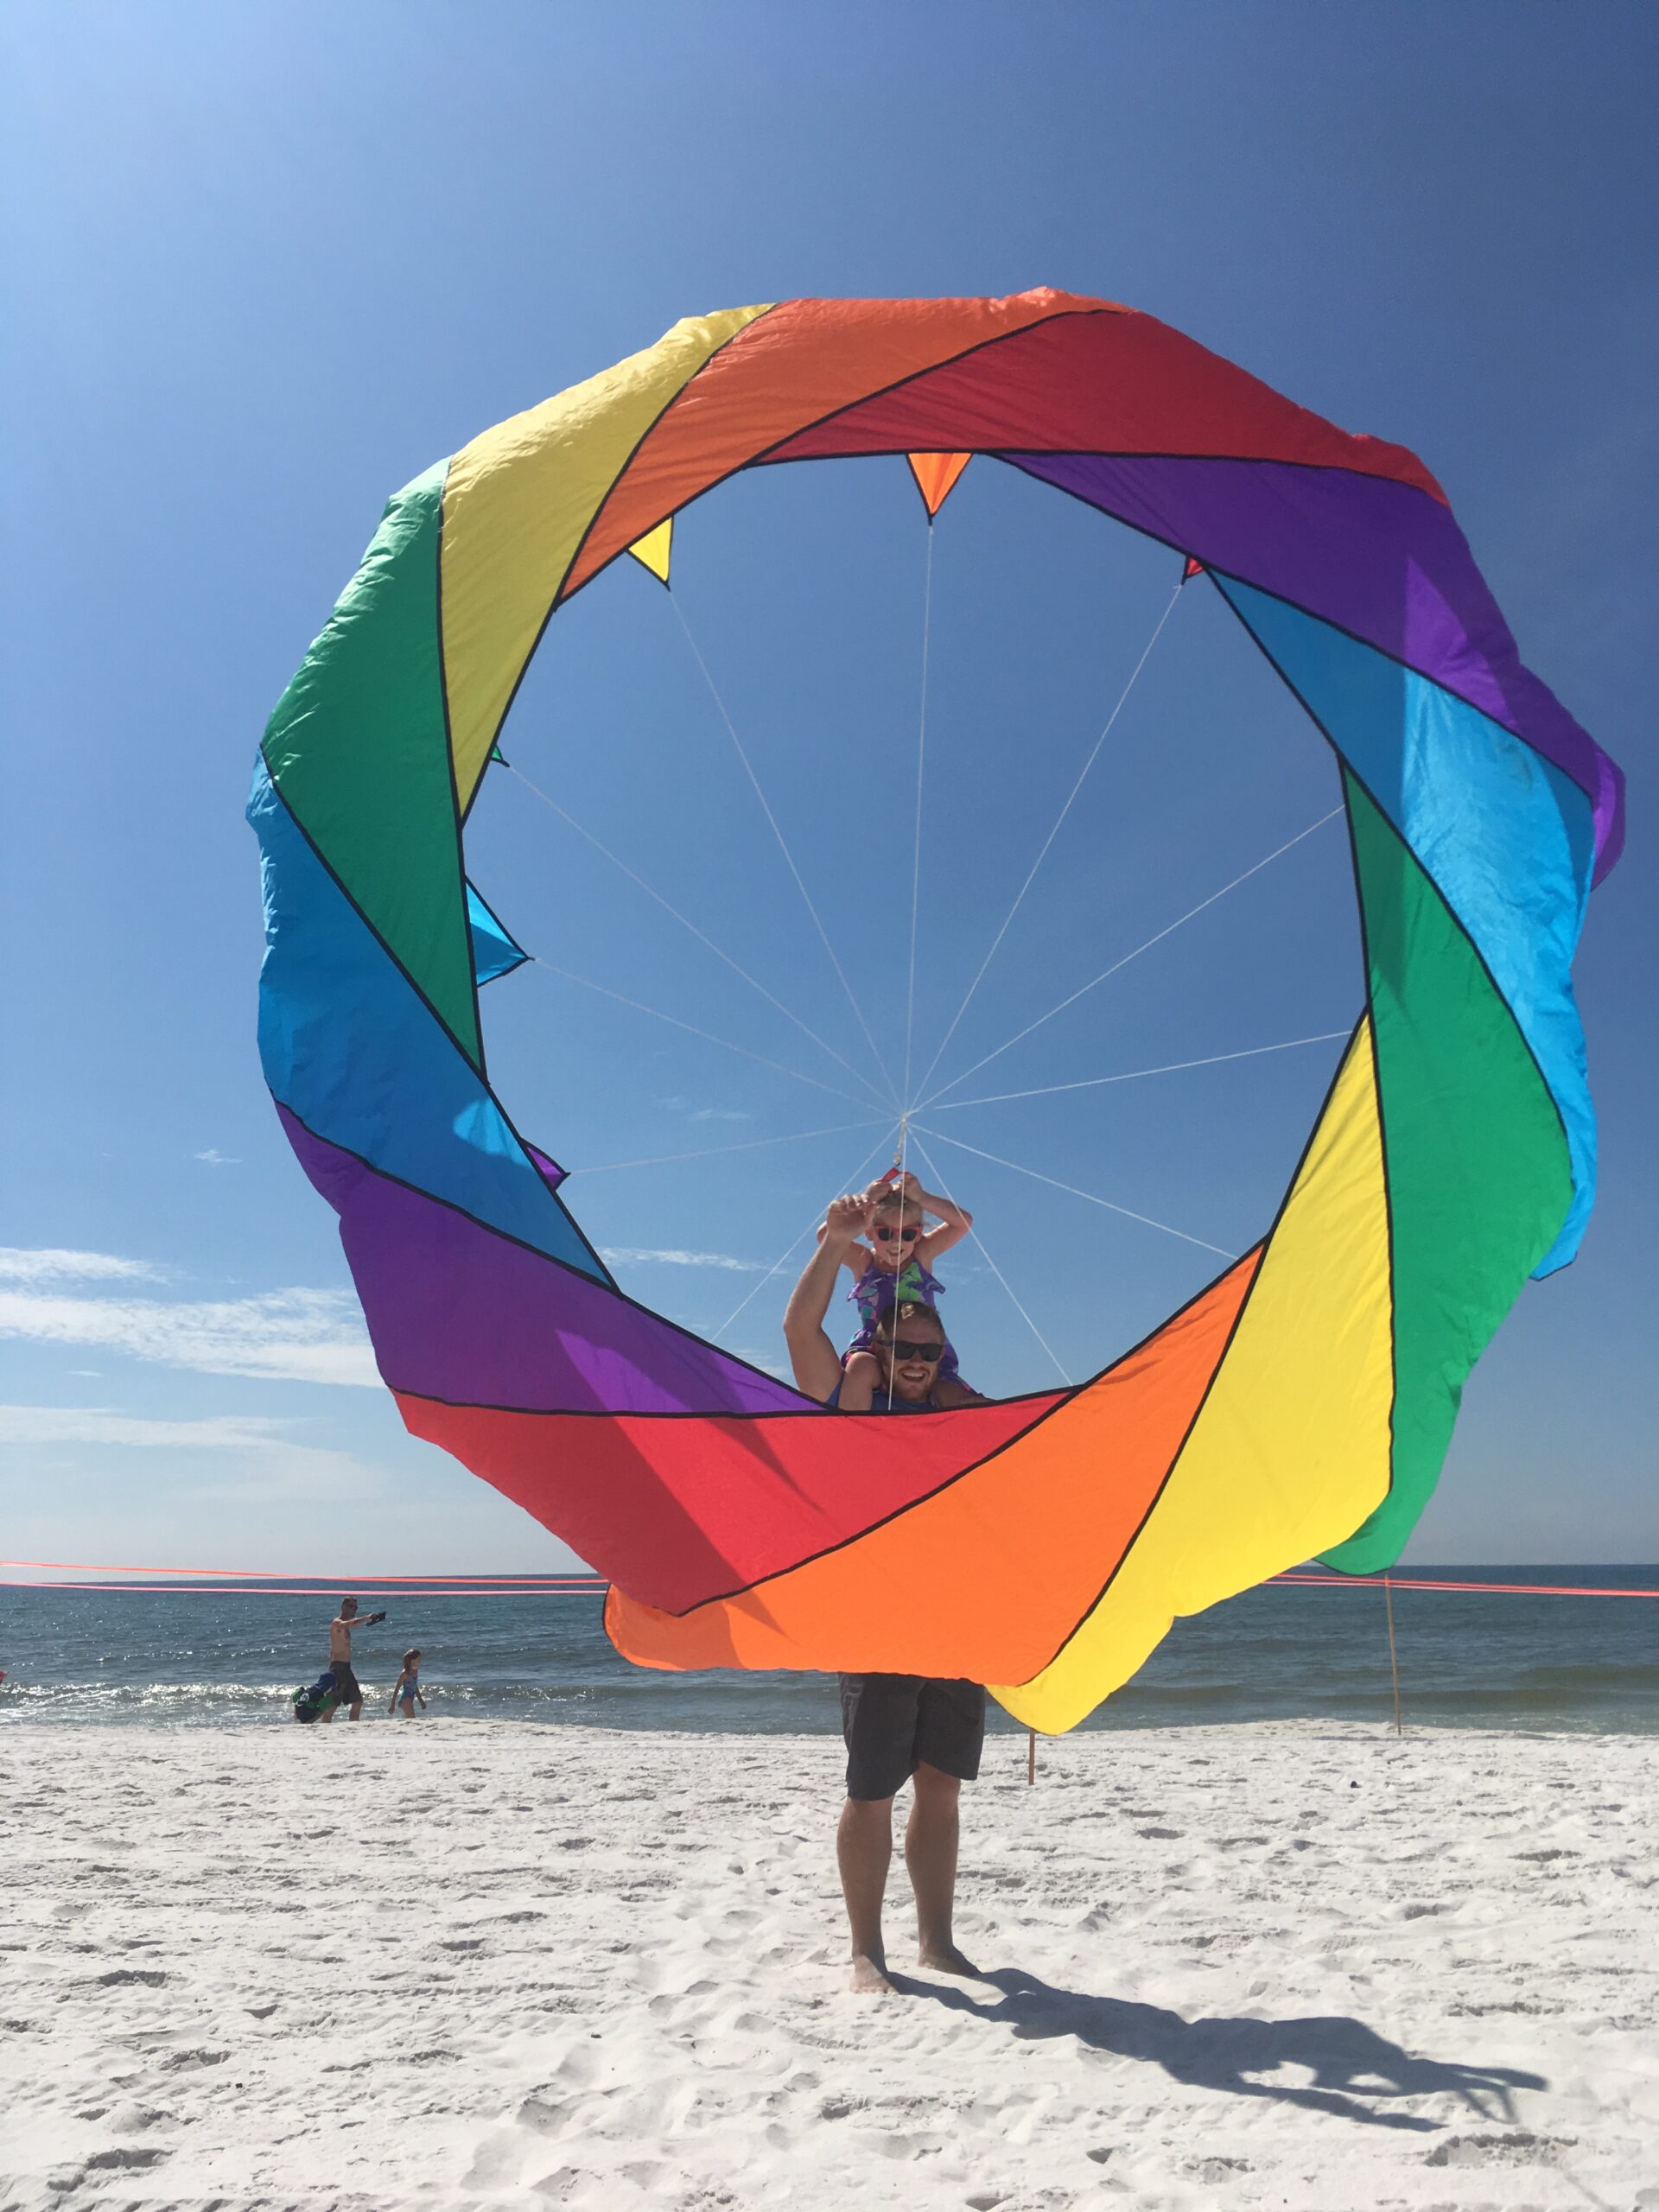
[1,1570,1654,1734]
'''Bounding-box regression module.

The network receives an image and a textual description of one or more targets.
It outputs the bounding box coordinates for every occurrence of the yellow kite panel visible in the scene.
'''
[440,305,770,809]
[996,1027,1395,1732]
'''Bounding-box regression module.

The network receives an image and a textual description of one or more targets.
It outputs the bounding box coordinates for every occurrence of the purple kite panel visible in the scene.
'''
[1003,453,1624,878]
[279,1107,814,1417]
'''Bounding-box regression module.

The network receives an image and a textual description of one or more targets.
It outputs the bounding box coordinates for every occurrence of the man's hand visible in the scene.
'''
[823,1192,874,1246]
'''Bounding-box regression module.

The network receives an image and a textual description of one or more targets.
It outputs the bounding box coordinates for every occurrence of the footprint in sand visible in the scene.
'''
[1426,2131,1578,2169]
[79,2146,174,2173]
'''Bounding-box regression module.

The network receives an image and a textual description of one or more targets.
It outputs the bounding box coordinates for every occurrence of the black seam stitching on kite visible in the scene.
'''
[995,447,1444,494]
[754,447,1444,517]
[997,449,1599,817]
[539,341,1441,654]
[255,756,488,1084]
[550,303,1110,615]
[269,1093,842,1409]
[728,302,1112,472]
[431,457,488,1078]
[474,1081,620,1291]
[1203,551,1600,807]
[258,715,614,1287]
[256,759,613,1287]
[391,1379,1069,1422]
[1006,1013,1371,1689]
[556,305,786,601]
[611,1243,1267,1620]
[457,306,785,810]
[1210,577,1578,1184]
[392,1230,1255,1435]
[1341,776,1402,1543]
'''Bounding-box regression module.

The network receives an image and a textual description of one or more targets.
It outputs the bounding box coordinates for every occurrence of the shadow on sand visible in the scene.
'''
[893,1967,1545,2130]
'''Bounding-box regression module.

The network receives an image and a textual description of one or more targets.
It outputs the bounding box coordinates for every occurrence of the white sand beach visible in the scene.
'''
[2,1719,1655,2211]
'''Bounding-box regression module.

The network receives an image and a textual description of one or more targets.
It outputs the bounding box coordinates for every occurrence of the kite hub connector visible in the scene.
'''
[882,1120,911,1184]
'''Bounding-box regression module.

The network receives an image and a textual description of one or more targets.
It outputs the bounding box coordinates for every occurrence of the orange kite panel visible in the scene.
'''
[607,1248,1261,1681]
[560,291,1095,596]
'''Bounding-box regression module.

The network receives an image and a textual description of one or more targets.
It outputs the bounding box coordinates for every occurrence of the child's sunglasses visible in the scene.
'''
[872,1221,919,1241]
[881,1338,943,1363]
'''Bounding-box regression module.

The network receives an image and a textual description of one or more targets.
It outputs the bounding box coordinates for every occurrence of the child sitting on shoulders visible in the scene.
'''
[830,1171,977,1405]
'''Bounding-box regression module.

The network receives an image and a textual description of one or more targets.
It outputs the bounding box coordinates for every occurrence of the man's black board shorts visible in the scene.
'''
[330,1661,362,1706]
[839,1673,986,1802]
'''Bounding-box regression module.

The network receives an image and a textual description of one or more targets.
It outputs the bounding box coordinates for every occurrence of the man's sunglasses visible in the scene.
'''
[872,1221,920,1241]
[880,1337,943,1363]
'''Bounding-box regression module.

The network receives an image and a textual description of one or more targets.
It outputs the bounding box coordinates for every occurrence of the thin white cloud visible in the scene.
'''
[0,1404,390,1509]
[0,1405,299,1450]
[728,1347,793,1379]
[194,1149,241,1166]
[0,1248,164,1286]
[657,1096,753,1124]
[0,1286,378,1387]
[599,1246,761,1273]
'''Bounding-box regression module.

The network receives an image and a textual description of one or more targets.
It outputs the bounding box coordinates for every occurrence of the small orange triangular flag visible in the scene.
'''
[906,452,972,519]
[626,516,673,587]
[1182,555,1205,583]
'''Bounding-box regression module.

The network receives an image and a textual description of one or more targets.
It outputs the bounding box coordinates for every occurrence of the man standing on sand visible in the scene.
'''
[321,1596,384,1723]
[784,1188,990,1996]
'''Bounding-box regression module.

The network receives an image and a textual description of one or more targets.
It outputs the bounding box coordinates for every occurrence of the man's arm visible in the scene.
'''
[784,1193,870,1402]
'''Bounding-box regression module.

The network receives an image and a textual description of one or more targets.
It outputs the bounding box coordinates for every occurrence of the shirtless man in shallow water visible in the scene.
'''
[321,1597,383,1722]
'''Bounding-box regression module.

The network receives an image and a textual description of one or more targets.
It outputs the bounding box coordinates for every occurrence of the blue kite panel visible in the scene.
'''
[467,882,530,986]
[1217,579,1596,1274]
[249,760,607,1280]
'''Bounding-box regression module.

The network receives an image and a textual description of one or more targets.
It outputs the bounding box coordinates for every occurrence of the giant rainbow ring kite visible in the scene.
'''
[251,292,1623,1732]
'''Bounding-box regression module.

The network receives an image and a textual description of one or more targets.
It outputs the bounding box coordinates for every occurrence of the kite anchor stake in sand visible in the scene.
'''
[1384,1574,1405,1736]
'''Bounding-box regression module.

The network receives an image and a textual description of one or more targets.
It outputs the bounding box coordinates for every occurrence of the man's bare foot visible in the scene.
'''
[849,1950,896,1994]
[916,1942,982,1978]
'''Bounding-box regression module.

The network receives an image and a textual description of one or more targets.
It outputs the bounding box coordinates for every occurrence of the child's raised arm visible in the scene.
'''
[892,1171,973,1264]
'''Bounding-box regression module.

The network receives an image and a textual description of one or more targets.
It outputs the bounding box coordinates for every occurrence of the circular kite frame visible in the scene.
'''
[251,291,1621,1731]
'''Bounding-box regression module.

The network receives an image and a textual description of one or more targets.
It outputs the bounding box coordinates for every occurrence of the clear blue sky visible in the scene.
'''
[3,2,1654,1575]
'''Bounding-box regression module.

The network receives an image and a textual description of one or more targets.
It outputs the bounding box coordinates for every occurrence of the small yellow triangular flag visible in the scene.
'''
[906,452,972,519]
[626,516,673,586]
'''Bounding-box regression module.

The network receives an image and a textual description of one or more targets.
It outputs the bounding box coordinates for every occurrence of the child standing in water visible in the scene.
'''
[832,1171,977,1406]
[389,1649,426,1719]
